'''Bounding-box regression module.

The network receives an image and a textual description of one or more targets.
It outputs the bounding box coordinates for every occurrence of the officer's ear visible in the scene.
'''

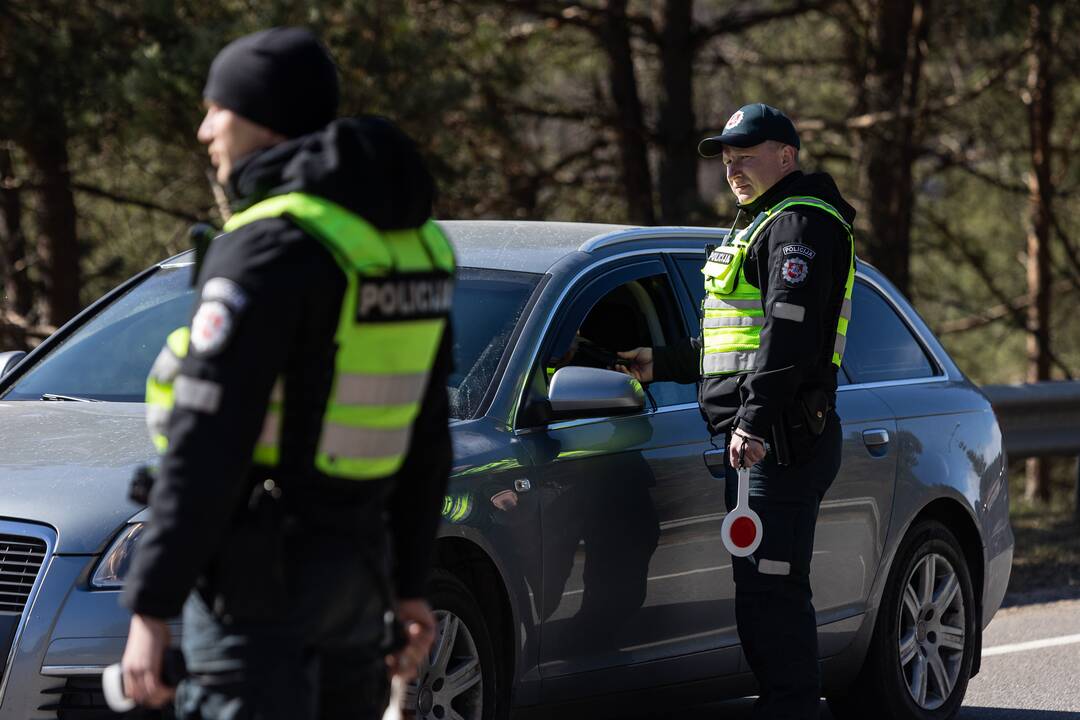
[778,143,798,172]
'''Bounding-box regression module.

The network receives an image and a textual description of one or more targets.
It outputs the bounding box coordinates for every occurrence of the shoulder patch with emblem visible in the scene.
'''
[781,256,810,287]
[202,277,249,312]
[781,244,816,259]
[190,300,234,355]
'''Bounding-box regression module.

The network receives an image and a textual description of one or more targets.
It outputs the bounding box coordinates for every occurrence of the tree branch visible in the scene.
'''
[695,0,834,44]
[69,182,205,224]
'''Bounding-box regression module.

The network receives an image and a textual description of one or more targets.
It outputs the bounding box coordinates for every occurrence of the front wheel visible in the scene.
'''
[404,570,497,720]
[828,520,978,720]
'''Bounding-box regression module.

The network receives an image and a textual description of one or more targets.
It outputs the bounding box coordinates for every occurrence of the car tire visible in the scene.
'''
[405,569,499,720]
[828,520,978,720]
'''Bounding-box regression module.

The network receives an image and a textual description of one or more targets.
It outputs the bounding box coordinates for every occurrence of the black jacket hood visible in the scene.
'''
[226,116,435,231]
[741,170,856,226]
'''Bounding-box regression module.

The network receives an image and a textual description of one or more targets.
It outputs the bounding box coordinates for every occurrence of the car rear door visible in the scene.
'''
[673,255,899,653]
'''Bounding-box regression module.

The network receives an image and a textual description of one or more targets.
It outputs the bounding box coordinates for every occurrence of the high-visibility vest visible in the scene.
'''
[700,195,855,377]
[145,192,455,482]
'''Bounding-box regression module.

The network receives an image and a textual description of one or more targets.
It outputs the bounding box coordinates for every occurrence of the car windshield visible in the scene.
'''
[3,263,539,420]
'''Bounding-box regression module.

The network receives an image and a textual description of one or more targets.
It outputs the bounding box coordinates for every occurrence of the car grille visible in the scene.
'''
[0,533,46,614]
[40,677,172,719]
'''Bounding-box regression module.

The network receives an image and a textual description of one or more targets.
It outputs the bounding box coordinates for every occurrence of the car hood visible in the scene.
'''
[0,401,153,553]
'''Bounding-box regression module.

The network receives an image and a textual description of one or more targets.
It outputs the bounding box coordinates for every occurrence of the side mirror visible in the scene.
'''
[548,366,645,420]
[0,351,26,379]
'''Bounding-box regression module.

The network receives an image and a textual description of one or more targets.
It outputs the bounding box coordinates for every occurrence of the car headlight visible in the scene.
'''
[91,523,145,589]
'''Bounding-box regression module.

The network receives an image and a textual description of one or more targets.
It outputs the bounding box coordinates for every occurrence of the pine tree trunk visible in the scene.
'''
[22,114,81,327]
[855,0,930,296]
[657,0,699,225]
[601,0,656,225]
[0,145,34,320]
[1024,0,1054,504]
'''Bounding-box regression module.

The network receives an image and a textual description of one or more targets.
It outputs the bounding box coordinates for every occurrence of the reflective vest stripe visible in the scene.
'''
[334,372,430,405]
[702,350,757,375]
[704,297,761,310]
[702,316,766,328]
[149,345,182,382]
[223,192,454,481]
[318,422,412,461]
[256,412,281,450]
[701,195,856,377]
[145,327,190,453]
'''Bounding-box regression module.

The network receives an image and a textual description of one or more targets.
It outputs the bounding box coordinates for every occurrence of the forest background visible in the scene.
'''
[1,0,1079,515]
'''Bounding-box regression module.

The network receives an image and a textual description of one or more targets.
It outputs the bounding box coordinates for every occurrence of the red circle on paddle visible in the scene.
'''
[730,516,758,548]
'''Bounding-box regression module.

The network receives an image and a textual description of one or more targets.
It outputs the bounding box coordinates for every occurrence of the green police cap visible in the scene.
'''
[698,103,800,158]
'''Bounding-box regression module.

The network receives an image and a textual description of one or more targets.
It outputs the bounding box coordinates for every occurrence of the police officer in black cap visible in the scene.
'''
[620,103,856,718]
[118,27,454,719]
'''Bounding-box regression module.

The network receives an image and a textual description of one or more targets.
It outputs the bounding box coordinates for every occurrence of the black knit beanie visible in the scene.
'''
[203,27,339,138]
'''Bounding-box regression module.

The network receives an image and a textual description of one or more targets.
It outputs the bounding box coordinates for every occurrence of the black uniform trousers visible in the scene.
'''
[174,521,391,720]
[723,413,843,720]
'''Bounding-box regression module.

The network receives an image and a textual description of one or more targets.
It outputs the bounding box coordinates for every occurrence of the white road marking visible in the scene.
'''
[982,632,1080,657]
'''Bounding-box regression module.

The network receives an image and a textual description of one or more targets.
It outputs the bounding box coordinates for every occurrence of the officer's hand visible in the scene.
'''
[388,598,436,682]
[616,347,653,383]
[121,614,174,708]
[729,428,767,468]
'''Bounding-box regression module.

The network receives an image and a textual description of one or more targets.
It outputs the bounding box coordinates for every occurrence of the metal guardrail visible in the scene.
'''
[983,380,1080,518]
[982,381,1080,458]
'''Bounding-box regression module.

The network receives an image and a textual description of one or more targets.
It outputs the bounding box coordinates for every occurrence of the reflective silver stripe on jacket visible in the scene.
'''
[257,411,281,448]
[145,404,171,437]
[772,302,806,323]
[149,346,182,383]
[704,297,761,311]
[318,423,412,460]
[702,316,765,329]
[702,350,756,375]
[840,297,852,320]
[174,375,223,414]
[269,378,285,404]
[833,333,847,356]
[335,372,429,406]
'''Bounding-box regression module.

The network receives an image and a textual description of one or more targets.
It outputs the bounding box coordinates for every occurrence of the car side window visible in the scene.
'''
[842,281,936,384]
[539,263,697,414]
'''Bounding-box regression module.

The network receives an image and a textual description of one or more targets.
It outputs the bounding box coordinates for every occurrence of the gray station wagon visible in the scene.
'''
[0,221,1012,720]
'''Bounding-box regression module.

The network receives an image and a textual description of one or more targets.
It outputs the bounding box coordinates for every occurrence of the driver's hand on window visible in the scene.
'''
[616,347,653,383]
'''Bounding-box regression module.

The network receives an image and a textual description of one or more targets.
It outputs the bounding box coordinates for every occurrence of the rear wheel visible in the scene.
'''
[404,570,497,720]
[828,520,978,720]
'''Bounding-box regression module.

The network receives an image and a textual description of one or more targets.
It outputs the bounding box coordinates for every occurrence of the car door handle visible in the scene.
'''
[703,448,726,478]
[862,428,890,453]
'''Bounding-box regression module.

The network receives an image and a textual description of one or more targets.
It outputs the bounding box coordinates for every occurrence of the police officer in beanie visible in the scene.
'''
[119,28,454,718]
[619,103,855,719]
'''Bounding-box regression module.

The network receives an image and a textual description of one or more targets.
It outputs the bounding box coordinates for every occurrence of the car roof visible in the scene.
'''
[440,220,728,273]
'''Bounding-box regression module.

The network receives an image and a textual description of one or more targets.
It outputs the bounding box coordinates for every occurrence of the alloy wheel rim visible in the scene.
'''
[404,609,484,720]
[897,552,966,710]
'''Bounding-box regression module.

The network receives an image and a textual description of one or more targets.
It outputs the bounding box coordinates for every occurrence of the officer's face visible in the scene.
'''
[722,141,797,204]
[197,103,285,184]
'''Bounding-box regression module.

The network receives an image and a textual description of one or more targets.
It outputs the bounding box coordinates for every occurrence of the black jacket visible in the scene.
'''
[123,117,453,619]
[653,170,855,438]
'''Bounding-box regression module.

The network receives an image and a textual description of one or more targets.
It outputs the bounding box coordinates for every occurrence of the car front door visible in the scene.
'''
[516,256,739,701]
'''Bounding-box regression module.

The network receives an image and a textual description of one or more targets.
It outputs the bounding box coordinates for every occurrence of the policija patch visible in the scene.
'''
[356,272,454,323]
[708,248,735,265]
[781,256,810,287]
